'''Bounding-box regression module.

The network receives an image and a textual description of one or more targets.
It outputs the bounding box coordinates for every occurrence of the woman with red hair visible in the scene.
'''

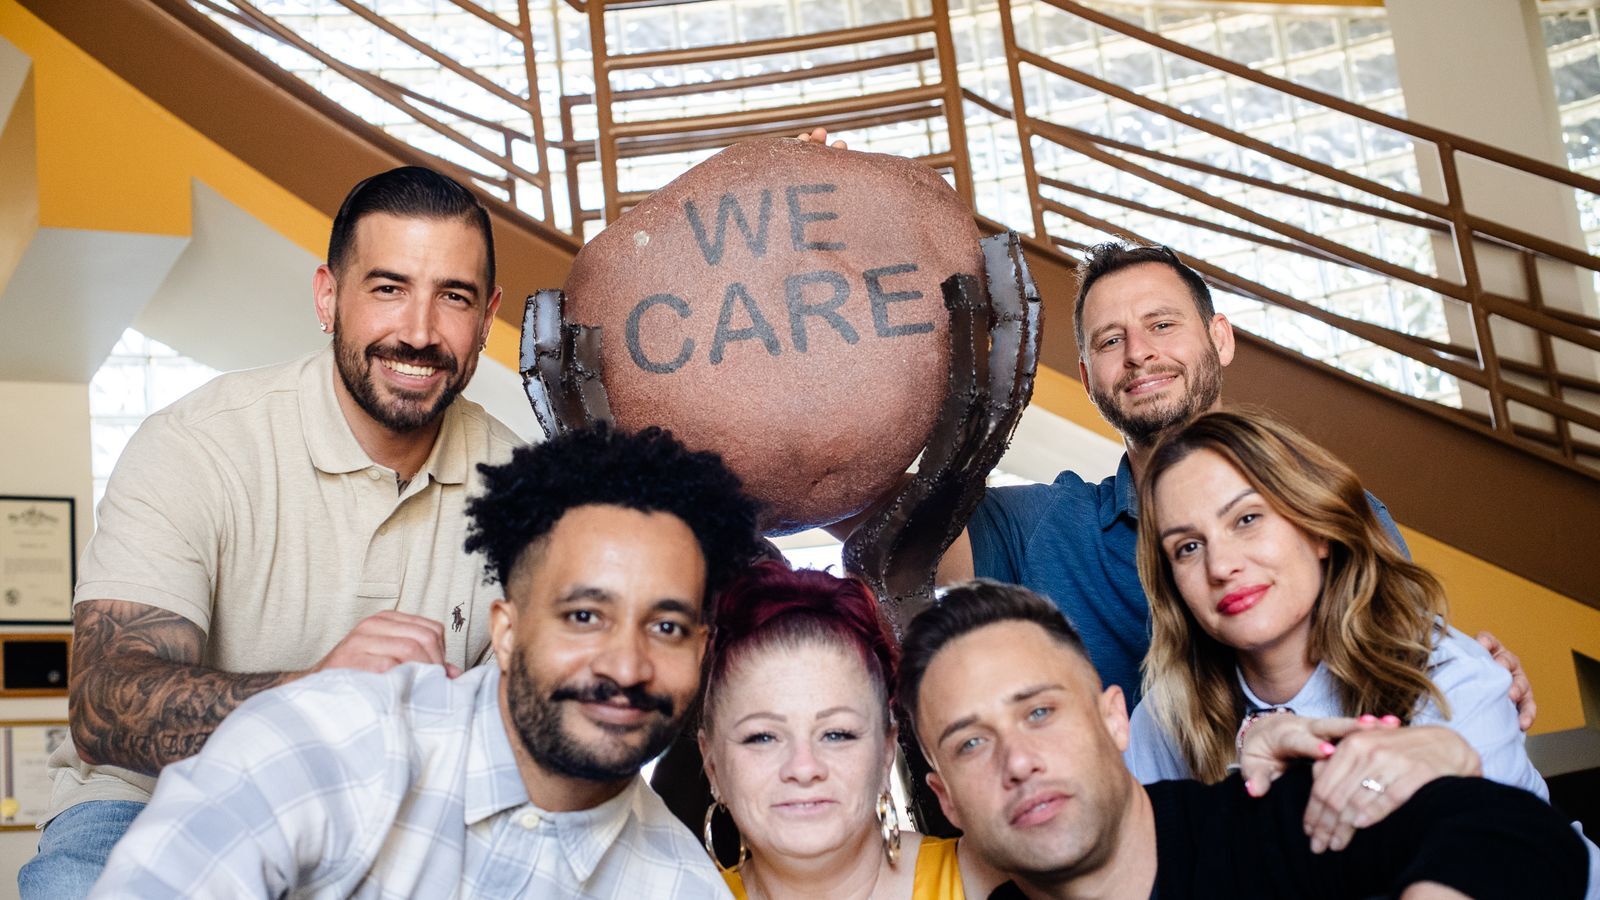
[698,562,1001,899]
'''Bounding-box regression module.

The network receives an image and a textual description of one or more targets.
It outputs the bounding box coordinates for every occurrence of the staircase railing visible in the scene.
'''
[570,0,973,232]
[188,0,558,229]
[998,0,1600,477]
[178,0,1600,480]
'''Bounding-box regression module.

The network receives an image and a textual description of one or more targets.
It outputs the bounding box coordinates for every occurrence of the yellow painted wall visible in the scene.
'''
[1032,361,1599,736]
[1,0,313,241]
[0,0,523,362]
[1407,528,1600,735]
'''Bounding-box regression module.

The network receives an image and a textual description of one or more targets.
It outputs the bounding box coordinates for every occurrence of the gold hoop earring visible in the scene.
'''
[702,801,748,870]
[877,790,902,866]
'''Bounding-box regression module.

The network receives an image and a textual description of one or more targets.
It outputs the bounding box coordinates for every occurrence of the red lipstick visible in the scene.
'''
[1217,585,1268,616]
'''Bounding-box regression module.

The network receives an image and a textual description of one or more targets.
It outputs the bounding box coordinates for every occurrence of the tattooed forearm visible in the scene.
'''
[70,599,297,775]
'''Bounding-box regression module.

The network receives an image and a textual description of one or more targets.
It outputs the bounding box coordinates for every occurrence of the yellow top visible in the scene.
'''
[721,835,964,900]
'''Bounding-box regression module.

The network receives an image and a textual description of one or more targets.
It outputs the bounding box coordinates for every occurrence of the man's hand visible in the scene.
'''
[795,127,847,149]
[311,611,462,678]
[1476,630,1536,731]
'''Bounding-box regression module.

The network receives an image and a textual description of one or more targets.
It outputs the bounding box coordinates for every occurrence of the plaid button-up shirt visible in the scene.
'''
[91,664,729,899]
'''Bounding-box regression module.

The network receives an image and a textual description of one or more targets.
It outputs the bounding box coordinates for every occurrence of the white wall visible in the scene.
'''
[0,380,88,897]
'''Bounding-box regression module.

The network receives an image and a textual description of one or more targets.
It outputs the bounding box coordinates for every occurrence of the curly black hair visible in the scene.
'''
[464,424,763,612]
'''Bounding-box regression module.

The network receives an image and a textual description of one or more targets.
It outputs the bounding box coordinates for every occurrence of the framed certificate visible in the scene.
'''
[0,497,75,625]
[0,720,69,830]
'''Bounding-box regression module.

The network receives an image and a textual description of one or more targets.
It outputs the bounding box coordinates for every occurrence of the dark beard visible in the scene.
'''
[332,318,465,434]
[1088,345,1223,451]
[505,648,682,782]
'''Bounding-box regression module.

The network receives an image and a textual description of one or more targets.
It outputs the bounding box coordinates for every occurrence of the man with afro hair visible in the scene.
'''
[93,424,762,898]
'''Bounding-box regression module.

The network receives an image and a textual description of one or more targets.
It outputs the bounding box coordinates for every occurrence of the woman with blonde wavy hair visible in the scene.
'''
[1124,410,1600,886]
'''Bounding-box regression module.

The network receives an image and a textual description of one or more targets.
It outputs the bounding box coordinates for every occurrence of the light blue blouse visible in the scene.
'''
[1126,626,1541,791]
[1125,625,1598,897]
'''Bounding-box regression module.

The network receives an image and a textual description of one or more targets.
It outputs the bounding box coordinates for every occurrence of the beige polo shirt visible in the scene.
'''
[46,348,521,816]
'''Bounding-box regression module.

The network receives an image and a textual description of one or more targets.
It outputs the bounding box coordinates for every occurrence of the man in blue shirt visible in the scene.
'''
[932,242,1528,719]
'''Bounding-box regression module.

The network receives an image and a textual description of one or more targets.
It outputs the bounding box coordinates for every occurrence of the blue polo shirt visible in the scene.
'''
[967,455,1407,708]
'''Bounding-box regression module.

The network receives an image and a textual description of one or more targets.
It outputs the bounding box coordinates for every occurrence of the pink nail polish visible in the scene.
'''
[1318,741,1336,756]
[1359,714,1376,723]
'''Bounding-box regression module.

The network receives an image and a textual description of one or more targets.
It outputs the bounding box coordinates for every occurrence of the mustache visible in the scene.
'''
[365,341,458,373]
[1115,364,1182,392]
[550,678,675,717]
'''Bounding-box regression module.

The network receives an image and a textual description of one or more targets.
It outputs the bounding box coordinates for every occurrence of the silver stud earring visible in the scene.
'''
[319,322,329,333]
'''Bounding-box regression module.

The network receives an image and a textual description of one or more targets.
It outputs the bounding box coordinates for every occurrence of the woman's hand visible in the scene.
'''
[1237,713,1359,798]
[1302,724,1480,854]
[1238,715,1482,854]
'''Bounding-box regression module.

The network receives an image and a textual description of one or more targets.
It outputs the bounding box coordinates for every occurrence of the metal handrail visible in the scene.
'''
[176,0,1600,477]
[999,0,1600,476]
[188,0,555,223]
[580,0,974,226]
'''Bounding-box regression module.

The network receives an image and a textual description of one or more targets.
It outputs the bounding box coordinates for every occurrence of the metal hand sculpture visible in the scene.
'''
[842,230,1041,838]
[520,288,611,437]
[520,232,1041,841]
[842,230,1042,631]
[522,233,1041,619]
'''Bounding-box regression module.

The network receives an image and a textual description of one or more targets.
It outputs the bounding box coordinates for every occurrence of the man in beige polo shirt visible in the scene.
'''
[19,166,522,899]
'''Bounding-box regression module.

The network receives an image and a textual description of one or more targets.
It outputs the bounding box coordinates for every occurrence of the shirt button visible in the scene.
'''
[518,811,541,830]
[367,469,382,481]
[377,524,389,537]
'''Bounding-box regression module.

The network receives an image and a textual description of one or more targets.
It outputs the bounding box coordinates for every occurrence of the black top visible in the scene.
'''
[988,767,1586,899]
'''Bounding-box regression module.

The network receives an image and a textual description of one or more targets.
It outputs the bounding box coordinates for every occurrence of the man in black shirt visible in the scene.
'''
[896,580,1587,900]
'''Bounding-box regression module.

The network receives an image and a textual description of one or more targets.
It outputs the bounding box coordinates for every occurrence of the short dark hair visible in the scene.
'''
[1073,242,1213,356]
[328,166,497,287]
[463,424,762,615]
[896,580,1089,740]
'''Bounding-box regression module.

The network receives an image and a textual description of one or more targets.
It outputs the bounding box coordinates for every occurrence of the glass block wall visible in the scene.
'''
[1544,4,1600,255]
[996,4,1453,406]
[88,331,220,512]
[196,0,1456,406]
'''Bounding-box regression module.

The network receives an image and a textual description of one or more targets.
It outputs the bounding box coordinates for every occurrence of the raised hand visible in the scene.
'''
[843,231,1041,630]
[795,127,848,149]
[521,288,613,439]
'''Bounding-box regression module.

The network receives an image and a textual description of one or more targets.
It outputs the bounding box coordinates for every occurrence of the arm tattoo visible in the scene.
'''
[70,599,296,775]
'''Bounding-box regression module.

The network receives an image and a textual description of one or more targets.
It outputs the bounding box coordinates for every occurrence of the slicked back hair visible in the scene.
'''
[1073,242,1213,357]
[463,424,763,616]
[896,580,1090,743]
[328,166,497,287]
